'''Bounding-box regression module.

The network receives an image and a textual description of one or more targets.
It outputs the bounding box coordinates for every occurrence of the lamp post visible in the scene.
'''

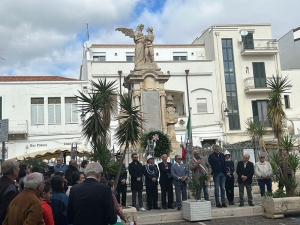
[220,101,229,120]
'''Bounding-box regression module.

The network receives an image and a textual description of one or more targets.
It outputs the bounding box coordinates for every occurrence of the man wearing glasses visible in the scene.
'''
[128,153,145,211]
[171,155,188,210]
[254,154,273,196]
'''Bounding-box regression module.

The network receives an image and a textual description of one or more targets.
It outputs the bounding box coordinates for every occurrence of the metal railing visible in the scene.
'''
[244,77,272,90]
[8,120,28,134]
[240,39,278,52]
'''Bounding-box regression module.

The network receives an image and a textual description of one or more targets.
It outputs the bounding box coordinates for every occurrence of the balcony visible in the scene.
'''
[244,77,271,94]
[9,120,28,134]
[240,39,278,56]
[248,117,271,128]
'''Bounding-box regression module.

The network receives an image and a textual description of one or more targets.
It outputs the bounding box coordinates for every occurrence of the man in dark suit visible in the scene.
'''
[171,155,188,210]
[115,152,127,207]
[128,153,145,211]
[143,155,160,210]
[208,144,227,208]
[67,162,117,225]
[236,154,254,207]
[158,154,174,209]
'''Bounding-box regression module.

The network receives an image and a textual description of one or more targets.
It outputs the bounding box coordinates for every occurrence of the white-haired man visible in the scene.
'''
[3,172,45,225]
[54,157,68,174]
[67,162,117,225]
[236,154,254,207]
[0,159,19,224]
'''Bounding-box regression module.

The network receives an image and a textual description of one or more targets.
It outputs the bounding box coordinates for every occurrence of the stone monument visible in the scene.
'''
[116,24,170,134]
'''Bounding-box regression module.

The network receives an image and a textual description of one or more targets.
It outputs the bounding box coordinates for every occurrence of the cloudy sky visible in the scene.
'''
[0,0,299,78]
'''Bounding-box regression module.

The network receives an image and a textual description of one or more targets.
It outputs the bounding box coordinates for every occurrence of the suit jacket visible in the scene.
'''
[171,163,188,186]
[158,161,173,185]
[208,152,227,175]
[143,164,159,187]
[189,157,211,185]
[128,161,144,191]
[236,161,254,185]
[67,178,117,225]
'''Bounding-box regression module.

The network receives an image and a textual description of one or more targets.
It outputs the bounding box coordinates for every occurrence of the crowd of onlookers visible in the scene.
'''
[0,144,274,225]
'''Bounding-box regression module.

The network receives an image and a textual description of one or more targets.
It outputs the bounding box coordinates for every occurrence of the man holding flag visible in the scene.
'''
[189,150,211,201]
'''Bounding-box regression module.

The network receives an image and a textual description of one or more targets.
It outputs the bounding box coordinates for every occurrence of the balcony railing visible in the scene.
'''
[9,120,28,134]
[249,116,271,127]
[240,39,278,55]
[244,77,271,93]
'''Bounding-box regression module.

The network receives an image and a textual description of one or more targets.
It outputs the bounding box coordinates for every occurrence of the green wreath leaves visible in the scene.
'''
[140,130,172,159]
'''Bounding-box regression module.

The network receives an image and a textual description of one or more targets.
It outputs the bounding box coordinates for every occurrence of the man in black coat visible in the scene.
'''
[65,159,79,186]
[158,154,174,209]
[128,153,145,211]
[236,154,254,207]
[143,155,160,210]
[0,159,19,224]
[115,153,127,206]
[67,162,117,225]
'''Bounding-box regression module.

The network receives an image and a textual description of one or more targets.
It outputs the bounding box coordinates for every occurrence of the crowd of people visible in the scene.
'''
[0,144,274,224]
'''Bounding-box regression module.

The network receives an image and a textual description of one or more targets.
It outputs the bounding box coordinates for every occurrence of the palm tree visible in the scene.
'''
[245,119,267,152]
[76,78,117,159]
[267,75,291,144]
[113,92,144,189]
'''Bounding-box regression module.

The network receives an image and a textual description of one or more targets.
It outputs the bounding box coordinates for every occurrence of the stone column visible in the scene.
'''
[160,93,167,133]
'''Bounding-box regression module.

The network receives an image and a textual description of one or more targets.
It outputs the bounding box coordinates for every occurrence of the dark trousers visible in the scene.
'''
[239,183,253,204]
[116,183,127,206]
[132,189,143,208]
[258,178,272,196]
[146,185,158,208]
[225,179,234,203]
[160,182,174,207]
[174,182,187,207]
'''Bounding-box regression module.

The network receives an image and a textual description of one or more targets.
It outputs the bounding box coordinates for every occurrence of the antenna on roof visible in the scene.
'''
[87,23,90,41]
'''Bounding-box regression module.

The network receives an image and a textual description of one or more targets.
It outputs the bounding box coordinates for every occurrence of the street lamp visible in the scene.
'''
[221,101,229,120]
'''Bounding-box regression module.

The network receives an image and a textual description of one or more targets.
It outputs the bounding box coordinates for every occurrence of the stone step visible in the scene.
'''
[136,204,262,224]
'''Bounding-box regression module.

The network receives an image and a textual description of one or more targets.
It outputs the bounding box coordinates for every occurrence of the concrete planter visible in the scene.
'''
[261,196,300,218]
[182,200,211,221]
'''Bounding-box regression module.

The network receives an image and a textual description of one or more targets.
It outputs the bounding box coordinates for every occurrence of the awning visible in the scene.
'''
[16,147,92,160]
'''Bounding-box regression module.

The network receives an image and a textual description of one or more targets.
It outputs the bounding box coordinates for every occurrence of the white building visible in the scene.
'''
[193,24,281,143]
[0,76,88,160]
[80,44,223,148]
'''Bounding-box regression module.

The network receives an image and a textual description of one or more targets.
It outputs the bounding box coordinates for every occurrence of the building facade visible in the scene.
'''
[0,76,88,160]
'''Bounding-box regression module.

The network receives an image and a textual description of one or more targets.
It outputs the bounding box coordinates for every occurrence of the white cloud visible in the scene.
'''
[0,0,299,78]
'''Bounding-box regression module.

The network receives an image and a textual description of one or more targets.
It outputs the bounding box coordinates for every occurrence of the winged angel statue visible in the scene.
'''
[116,24,155,67]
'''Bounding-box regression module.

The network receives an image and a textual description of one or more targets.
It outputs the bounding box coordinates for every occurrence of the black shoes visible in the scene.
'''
[177,206,181,210]
[249,203,254,206]
[239,203,244,207]
[222,203,227,207]
[168,206,174,209]
[216,203,222,208]
[229,202,235,205]
[153,206,161,210]
[163,206,167,210]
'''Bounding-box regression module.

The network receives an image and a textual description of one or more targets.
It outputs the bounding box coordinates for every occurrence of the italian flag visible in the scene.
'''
[182,115,190,160]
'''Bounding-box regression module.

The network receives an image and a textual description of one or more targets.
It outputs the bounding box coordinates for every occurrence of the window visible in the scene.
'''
[93,56,106,61]
[48,97,61,124]
[252,62,266,88]
[196,98,207,113]
[173,52,187,61]
[284,95,290,108]
[65,97,78,123]
[242,33,254,49]
[31,98,44,125]
[252,100,270,127]
[222,39,240,130]
[126,56,134,61]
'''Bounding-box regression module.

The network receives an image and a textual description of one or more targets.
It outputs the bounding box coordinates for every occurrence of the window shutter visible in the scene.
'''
[252,101,258,123]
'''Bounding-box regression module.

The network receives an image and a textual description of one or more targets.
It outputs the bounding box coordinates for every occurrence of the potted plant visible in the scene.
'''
[182,173,211,221]
[261,135,300,218]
